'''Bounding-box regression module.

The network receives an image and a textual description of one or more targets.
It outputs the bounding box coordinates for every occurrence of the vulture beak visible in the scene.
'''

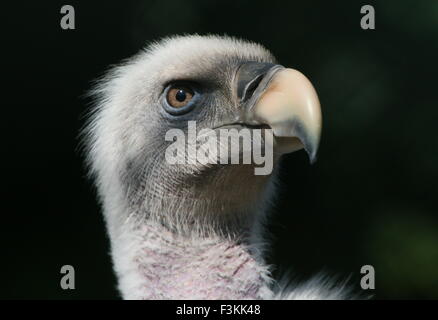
[236,62,322,163]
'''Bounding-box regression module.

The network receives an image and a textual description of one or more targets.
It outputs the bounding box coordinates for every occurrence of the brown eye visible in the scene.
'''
[166,86,194,108]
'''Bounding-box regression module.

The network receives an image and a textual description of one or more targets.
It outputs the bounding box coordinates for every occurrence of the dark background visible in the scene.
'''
[2,0,437,299]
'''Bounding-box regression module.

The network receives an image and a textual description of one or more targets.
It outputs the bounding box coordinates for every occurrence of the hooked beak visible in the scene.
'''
[236,62,322,163]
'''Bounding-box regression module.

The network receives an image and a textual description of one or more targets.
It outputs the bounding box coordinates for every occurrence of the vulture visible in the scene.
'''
[83,35,350,299]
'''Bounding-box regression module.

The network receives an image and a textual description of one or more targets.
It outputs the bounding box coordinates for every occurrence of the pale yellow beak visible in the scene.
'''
[251,68,322,162]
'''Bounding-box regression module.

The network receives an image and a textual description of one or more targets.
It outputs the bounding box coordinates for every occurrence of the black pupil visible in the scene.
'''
[175,89,187,102]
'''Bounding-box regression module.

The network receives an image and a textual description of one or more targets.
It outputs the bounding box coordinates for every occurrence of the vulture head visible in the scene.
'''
[84,35,347,299]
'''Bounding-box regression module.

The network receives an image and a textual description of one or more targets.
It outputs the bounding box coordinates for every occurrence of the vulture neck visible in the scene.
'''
[114,219,272,299]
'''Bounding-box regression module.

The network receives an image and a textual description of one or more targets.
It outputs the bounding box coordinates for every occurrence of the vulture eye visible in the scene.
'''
[166,86,194,109]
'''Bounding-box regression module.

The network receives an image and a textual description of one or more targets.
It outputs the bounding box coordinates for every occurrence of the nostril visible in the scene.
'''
[242,73,264,103]
[235,62,277,102]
